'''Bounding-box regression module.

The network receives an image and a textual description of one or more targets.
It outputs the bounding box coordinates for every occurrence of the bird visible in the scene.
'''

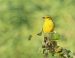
[28,16,55,40]
[37,16,54,36]
[42,16,54,33]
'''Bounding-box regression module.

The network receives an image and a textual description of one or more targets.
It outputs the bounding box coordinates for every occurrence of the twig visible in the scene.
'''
[42,34,74,58]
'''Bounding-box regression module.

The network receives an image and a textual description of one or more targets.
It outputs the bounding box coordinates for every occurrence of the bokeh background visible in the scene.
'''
[0,0,75,58]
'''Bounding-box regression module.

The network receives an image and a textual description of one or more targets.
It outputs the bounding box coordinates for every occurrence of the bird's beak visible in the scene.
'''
[42,17,45,19]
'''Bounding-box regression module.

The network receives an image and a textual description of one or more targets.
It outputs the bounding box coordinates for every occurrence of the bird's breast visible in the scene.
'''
[43,20,54,33]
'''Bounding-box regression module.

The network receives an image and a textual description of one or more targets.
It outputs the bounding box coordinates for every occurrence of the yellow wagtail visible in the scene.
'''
[42,16,54,33]
[28,16,55,40]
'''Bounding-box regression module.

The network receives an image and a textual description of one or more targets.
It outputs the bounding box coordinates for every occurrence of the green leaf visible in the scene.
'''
[52,33,61,40]
[28,35,32,40]
[37,31,42,36]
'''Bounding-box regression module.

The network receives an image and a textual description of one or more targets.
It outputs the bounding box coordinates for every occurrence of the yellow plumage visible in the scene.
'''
[43,16,54,33]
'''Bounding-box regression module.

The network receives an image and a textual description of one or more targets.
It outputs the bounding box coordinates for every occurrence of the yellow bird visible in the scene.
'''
[42,16,54,33]
[28,16,54,40]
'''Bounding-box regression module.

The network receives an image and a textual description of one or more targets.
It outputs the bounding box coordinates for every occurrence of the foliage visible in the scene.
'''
[0,0,75,58]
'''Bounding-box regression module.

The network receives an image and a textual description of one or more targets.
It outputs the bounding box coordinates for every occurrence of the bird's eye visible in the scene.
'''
[47,17,50,18]
[42,17,45,19]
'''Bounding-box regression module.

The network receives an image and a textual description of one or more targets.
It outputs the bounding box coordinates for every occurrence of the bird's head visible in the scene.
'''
[42,16,52,20]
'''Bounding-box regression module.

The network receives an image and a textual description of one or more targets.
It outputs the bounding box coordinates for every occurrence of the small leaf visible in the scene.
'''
[28,35,32,40]
[52,33,61,40]
[37,31,42,36]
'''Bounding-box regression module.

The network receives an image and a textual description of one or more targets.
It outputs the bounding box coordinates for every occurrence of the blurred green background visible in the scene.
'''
[0,0,75,58]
